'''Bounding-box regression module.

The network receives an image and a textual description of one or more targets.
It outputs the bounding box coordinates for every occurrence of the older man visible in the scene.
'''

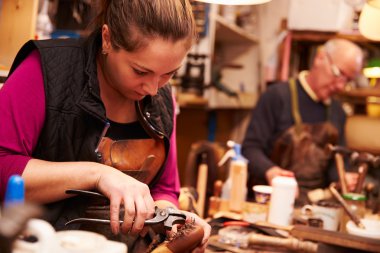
[242,39,363,202]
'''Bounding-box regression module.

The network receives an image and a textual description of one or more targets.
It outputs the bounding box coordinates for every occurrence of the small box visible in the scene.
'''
[288,0,354,32]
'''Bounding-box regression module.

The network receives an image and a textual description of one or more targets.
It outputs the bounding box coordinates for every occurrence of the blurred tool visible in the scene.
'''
[208,63,242,97]
[0,203,43,253]
[326,144,348,194]
[350,151,380,168]
[196,153,208,218]
[248,232,317,252]
[180,53,207,95]
[208,180,223,217]
[355,163,368,193]
[325,144,353,157]
[179,187,199,215]
[329,183,365,229]
[335,152,348,194]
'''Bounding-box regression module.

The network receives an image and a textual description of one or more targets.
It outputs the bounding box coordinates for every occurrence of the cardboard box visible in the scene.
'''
[288,0,354,32]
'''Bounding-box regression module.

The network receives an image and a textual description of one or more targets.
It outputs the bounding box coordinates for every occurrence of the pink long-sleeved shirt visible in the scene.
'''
[0,50,180,206]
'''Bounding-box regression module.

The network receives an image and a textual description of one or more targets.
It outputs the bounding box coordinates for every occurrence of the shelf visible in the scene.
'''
[178,90,258,109]
[0,69,8,85]
[290,30,380,44]
[177,92,208,108]
[0,69,9,77]
[206,88,258,109]
[337,88,380,105]
[214,14,258,44]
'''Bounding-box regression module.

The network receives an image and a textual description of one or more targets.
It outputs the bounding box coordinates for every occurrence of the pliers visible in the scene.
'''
[64,189,186,233]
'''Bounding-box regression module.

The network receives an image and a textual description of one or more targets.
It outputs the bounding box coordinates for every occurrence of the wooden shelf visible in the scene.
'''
[337,88,380,105]
[0,69,8,85]
[214,14,258,44]
[206,88,258,109]
[177,92,208,108]
[340,88,380,98]
[0,69,9,77]
[290,30,380,44]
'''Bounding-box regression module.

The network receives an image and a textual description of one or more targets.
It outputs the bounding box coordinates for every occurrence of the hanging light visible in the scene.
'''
[195,0,271,5]
[358,0,380,41]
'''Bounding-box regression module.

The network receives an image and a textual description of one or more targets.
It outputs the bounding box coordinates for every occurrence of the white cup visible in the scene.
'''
[301,204,342,231]
[252,185,272,204]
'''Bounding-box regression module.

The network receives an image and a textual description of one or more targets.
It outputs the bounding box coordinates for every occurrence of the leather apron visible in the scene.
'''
[79,99,166,250]
[271,79,339,204]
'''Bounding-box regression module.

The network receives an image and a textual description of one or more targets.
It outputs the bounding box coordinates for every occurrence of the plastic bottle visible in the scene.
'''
[267,176,297,226]
[228,144,248,213]
[220,141,236,200]
[36,0,53,40]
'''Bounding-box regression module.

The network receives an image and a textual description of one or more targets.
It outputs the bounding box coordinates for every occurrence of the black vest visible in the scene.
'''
[8,31,174,227]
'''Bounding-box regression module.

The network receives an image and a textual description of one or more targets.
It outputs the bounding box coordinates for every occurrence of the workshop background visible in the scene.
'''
[1,0,380,252]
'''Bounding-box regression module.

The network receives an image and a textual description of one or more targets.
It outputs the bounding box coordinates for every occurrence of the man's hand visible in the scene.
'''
[265,166,295,185]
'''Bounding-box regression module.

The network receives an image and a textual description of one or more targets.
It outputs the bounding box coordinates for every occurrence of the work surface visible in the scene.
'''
[203,200,380,253]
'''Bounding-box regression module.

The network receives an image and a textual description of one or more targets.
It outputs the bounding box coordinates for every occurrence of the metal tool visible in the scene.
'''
[65,206,186,231]
[64,190,186,233]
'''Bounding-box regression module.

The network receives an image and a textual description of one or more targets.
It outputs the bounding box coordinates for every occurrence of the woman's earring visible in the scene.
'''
[102,49,108,55]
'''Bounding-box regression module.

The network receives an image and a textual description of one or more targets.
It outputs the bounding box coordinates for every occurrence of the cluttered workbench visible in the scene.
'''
[204,199,380,253]
[192,143,380,253]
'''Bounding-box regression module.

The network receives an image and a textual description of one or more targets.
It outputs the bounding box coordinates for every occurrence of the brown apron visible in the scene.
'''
[271,79,339,204]
[80,100,166,251]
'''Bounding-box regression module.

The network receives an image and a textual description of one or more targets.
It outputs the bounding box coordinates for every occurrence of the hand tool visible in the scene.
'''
[355,163,368,193]
[334,152,348,194]
[65,207,186,232]
[329,183,365,229]
[196,153,208,218]
[65,189,186,234]
[324,144,354,157]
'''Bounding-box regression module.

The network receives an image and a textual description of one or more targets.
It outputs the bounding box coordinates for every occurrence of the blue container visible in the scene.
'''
[4,175,25,208]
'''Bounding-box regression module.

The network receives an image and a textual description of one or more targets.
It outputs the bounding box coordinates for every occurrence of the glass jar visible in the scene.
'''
[340,193,366,232]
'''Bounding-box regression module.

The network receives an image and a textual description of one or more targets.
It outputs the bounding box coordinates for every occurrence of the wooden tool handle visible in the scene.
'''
[329,184,365,229]
[248,233,317,253]
[355,163,368,193]
[334,153,347,194]
[196,161,208,218]
[254,221,293,232]
[213,180,223,197]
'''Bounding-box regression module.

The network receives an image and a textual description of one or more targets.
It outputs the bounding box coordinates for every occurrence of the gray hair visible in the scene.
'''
[324,39,363,62]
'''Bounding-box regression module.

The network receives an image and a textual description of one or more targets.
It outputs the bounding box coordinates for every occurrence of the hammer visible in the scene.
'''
[325,144,349,194]
[324,144,354,158]
[350,151,380,168]
[350,152,380,193]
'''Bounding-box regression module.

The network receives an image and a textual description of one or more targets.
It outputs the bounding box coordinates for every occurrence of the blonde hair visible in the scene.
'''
[97,0,197,52]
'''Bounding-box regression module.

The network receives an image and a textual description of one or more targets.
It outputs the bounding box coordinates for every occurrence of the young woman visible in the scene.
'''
[0,0,210,251]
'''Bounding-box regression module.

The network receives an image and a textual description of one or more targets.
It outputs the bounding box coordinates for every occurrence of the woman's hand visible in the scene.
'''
[95,166,156,235]
[180,210,211,253]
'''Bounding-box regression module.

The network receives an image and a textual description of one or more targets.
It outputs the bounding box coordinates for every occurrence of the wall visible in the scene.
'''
[257,0,290,91]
